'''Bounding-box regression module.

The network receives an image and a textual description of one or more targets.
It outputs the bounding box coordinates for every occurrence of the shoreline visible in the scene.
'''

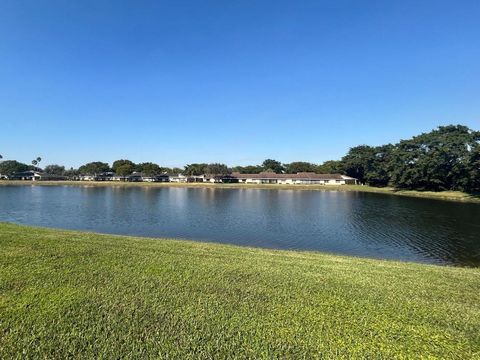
[1,222,479,358]
[0,221,475,268]
[1,180,479,203]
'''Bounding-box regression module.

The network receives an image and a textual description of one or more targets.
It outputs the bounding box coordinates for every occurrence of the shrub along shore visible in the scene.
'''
[1,180,479,203]
[0,223,479,358]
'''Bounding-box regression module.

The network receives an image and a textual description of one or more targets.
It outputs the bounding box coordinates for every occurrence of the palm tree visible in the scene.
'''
[31,159,38,169]
[32,157,42,171]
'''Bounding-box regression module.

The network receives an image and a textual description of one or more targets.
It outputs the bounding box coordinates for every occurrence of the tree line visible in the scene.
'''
[1,125,479,192]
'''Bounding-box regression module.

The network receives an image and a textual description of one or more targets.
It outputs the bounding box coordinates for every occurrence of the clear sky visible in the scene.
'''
[1,0,479,168]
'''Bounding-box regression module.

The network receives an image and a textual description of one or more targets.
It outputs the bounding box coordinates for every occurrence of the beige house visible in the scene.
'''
[231,172,357,185]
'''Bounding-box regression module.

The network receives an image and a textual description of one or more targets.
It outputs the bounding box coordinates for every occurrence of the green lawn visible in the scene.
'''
[0,223,479,358]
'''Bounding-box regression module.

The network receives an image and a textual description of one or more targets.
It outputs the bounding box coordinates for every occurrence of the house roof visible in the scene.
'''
[141,174,169,178]
[12,171,42,176]
[231,172,355,180]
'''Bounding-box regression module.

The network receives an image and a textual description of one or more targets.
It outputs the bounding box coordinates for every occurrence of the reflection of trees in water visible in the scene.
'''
[1,186,479,266]
[344,193,480,266]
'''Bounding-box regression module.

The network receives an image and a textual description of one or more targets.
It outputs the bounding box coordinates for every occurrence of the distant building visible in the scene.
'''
[7,169,356,185]
[10,171,42,181]
[169,174,205,183]
[111,174,127,181]
[10,171,66,181]
[76,172,170,182]
[95,172,115,181]
[142,174,170,182]
[78,174,95,181]
[169,174,187,183]
[126,172,143,182]
[231,172,357,185]
[203,174,238,183]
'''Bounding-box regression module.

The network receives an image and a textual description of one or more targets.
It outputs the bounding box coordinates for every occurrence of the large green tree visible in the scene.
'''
[64,167,79,177]
[183,163,208,176]
[388,125,480,191]
[285,162,316,174]
[316,160,344,174]
[262,159,284,173]
[205,163,231,175]
[78,162,111,175]
[364,145,394,186]
[464,145,480,193]
[112,159,136,173]
[341,145,377,184]
[0,160,30,176]
[160,167,183,175]
[231,165,264,174]
[44,165,66,175]
[116,164,135,176]
[137,162,161,176]
[340,145,394,186]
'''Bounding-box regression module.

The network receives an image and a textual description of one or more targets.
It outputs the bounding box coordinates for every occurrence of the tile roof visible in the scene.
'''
[231,172,354,180]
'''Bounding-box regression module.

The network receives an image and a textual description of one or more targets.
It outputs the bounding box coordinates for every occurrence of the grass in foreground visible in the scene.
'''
[0,223,479,358]
[1,180,480,203]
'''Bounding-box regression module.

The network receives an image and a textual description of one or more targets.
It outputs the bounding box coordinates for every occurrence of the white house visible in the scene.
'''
[169,174,188,183]
[78,175,95,181]
[10,171,43,181]
[142,174,170,182]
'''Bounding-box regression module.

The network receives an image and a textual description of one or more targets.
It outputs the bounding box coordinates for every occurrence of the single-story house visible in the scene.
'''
[169,174,205,183]
[169,174,187,183]
[78,174,95,181]
[203,174,238,183]
[230,172,357,185]
[187,175,207,183]
[142,174,170,182]
[126,172,143,182]
[95,172,115,181]
[111,174,127,181]
[10,171,43,181]
[10,171,67,181]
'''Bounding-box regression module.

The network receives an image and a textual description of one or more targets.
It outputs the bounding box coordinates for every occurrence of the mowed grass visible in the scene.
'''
[0,223,479,358]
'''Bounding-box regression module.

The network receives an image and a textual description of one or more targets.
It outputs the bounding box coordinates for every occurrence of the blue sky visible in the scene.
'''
[1,0,479,168]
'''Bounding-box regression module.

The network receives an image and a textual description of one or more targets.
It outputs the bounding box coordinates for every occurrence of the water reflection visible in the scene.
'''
[0,185,479,266]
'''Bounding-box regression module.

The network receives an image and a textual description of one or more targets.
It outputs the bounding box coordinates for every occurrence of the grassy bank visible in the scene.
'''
[1,180,479,203]
[0,223,479,358]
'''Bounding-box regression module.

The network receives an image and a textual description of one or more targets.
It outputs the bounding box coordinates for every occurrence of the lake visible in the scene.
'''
[0,185,479,266]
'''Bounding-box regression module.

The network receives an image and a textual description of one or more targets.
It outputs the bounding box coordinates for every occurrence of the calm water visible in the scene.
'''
[0,185,479,266]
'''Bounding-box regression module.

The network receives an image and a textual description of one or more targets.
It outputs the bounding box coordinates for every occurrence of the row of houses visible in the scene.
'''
[2,170,358,185]
[170,172,358,185]
[75,172,170,182]
[5,171,66,181]
[232,172,357,185]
